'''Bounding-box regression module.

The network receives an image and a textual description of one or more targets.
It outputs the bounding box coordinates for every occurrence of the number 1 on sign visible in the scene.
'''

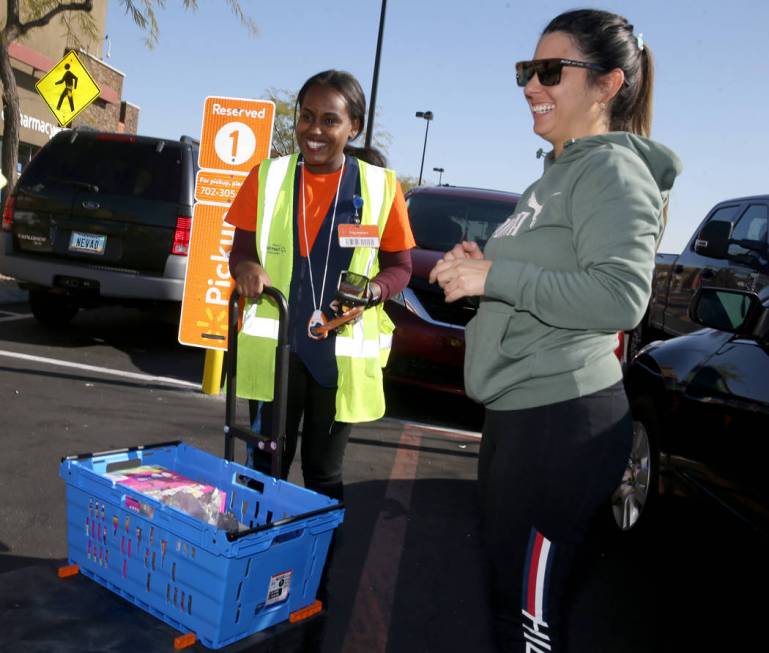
[229,129,239,159]
[214,121,256,167]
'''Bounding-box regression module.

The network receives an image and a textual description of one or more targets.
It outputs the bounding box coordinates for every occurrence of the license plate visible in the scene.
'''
[69,231,106,255]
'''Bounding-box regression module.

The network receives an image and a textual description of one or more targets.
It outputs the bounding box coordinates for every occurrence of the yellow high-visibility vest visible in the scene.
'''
[236,154,397,422]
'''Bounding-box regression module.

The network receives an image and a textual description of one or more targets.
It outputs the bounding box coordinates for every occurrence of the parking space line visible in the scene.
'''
[384,416,481,440]
[0,349,200,389]
[342,429,422,653]
[0,312,32,322]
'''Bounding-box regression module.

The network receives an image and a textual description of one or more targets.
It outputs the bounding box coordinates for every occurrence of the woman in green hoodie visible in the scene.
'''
[430,9,681,652]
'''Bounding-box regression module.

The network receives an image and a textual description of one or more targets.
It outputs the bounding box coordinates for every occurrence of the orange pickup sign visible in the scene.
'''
[179,96,274,350]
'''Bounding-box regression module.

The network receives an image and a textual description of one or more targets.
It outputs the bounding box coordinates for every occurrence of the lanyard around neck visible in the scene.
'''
[300,157,345,312]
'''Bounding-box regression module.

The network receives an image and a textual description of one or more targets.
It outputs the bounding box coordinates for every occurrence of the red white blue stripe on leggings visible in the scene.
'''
[521,528,554,623]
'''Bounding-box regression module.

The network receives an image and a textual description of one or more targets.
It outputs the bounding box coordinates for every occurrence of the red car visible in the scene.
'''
[385,185,521,395]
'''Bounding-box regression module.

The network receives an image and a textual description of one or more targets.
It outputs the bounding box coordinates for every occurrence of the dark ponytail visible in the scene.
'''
[295,69,366,150]
[543,9,653,136]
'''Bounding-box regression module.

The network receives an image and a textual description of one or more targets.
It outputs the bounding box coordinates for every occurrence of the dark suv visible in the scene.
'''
[0,129,198,325]
[385,185,520,394]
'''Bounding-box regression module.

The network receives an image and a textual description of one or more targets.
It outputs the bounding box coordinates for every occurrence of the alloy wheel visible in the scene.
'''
[611,419,652,530]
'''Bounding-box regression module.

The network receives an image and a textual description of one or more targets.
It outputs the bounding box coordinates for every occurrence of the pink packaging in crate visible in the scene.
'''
[106,465,238,529]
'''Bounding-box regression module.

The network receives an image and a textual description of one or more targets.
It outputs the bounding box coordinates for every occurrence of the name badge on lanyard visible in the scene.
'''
[338,223,380,248]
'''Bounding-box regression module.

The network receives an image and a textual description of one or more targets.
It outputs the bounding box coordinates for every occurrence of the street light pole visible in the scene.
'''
[433,166,445,185]
[415,110,433,185]
[365,0,388,149]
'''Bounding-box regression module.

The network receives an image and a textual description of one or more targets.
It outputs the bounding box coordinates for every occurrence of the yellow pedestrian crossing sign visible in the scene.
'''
[35,51,101,127]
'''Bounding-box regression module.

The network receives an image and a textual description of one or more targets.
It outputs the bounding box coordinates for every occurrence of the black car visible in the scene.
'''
[0,129,199,325]
[614,285,769,534]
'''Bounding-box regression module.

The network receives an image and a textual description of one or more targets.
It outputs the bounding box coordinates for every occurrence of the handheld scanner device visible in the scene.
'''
[336,270,370,308]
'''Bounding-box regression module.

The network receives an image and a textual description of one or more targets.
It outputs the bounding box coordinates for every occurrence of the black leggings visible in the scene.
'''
[478,382,632,652]
[248,354,351,501]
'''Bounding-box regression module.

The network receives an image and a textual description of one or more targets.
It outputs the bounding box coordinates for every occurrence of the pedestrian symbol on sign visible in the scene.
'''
[55,64,78,112]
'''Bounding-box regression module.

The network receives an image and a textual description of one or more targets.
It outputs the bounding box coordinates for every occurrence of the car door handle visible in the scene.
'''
[82,201,100,210]
[700,268,715,279]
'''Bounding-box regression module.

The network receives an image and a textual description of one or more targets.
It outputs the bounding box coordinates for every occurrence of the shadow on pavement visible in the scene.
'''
[383,380,484,433]
[0,302,204,385]
[320,477,494,653]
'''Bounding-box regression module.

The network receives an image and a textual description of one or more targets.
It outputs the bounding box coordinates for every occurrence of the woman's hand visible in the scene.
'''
[429,241,490,302]
[444,240,485,263]
[429,240,485,283]
[430,258,492,303]
[233,260,271,298]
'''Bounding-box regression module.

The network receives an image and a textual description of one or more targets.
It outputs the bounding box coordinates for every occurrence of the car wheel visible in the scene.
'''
[611,398,660,531]
[29,290,79,327]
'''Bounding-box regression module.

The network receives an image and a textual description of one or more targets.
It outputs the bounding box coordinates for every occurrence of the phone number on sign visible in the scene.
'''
[198,187,238,199]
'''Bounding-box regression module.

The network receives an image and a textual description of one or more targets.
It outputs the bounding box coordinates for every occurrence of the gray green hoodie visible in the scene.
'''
[464,132,682,410]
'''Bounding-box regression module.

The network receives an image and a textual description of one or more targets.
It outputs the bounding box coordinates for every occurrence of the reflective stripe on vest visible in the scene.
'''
[236,155,397,423]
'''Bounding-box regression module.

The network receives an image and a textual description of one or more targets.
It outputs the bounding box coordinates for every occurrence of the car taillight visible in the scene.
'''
[2,195,16,232]
[172,215,192,255]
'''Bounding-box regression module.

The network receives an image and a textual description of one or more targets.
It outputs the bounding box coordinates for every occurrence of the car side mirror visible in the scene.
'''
[689,287,764,335]
[694,220,732,259]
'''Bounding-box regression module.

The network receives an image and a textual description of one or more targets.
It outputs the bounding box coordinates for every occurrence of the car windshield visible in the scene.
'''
[21,136,184,203]
[407,193,517,251]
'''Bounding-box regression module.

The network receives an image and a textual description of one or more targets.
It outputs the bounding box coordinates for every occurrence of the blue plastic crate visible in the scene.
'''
[59,442,344,649]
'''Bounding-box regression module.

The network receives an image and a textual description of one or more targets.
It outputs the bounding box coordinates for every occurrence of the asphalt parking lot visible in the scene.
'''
[1,286,767,652]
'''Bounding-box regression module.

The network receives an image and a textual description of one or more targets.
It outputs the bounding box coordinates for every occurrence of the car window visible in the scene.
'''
[407,194,517,251]
[727,203,768,260]
[21,136,184,203]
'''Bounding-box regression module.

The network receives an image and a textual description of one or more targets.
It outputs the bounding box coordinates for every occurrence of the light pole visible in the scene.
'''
[415,110,433,185]
[365,0,388,149]
[433,166,445,185]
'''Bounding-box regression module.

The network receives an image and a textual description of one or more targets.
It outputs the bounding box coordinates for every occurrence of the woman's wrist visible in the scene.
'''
[233,259,262,278]
[367,281,382,306]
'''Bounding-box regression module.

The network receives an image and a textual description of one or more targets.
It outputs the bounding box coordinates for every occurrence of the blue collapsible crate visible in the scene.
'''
[60,441,343,649]
[59,289,344,649]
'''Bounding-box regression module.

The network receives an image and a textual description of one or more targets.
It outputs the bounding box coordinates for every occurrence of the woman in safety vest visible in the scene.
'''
[226,69,415,503]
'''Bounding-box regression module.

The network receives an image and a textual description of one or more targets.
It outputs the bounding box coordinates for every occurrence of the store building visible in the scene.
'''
[0,3,139,172]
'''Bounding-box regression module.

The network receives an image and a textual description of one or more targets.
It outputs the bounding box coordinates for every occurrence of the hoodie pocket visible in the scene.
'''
[464,310,534,405]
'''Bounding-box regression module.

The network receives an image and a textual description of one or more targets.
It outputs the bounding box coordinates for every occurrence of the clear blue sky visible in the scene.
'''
[106,0,769,254]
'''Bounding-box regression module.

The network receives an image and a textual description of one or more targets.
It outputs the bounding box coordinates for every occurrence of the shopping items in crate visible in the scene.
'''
[106,464,244,531]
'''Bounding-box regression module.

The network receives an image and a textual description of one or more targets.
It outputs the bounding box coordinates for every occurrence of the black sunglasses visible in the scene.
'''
[515,58,608,87]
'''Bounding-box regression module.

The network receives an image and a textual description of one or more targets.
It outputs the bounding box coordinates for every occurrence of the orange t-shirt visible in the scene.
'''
[225,162,415,256]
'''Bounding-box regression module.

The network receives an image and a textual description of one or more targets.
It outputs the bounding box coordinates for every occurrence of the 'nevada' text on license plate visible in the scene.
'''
[69,231,106,255]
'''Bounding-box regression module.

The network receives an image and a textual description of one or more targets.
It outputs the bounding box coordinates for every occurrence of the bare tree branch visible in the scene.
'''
[121,0,160,48]
[3,0,23,41]
[223,0,258,35]
[18,1,94,36]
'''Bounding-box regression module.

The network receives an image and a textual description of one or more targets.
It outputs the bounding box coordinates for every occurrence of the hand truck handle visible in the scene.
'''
[225,287,289,480]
